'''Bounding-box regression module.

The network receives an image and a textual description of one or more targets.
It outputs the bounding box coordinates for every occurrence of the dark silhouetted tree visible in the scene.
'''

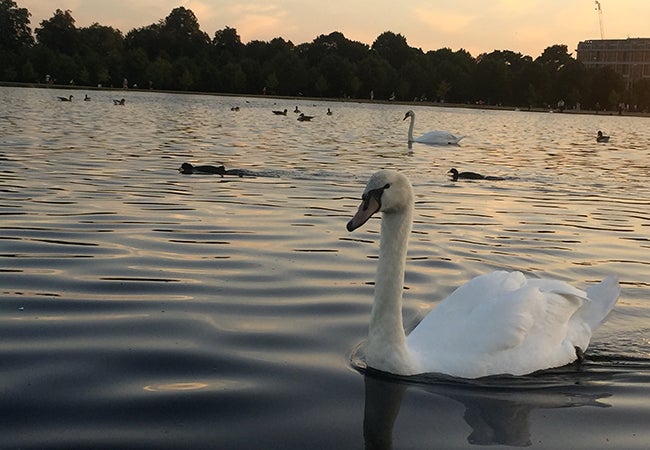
[213,26,243,61]
[372,31,411,70]
[35,9,77,55]
[160,7,209,59]
[0,0,33,50]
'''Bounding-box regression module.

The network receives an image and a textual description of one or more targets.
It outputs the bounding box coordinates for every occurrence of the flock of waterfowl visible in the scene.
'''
[178,105,611,184]
[57,94,125,105]
[176,102,620,380]
[268,105,325,121]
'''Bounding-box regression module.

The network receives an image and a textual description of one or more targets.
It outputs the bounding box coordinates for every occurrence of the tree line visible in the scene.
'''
[2,1,649,111]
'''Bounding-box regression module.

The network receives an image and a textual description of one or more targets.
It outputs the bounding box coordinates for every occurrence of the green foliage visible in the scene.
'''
[0,0,33,49]
[2,4,647,111]
[35,9,77,54]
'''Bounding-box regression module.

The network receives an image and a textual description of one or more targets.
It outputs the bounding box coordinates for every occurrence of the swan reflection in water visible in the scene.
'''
[360,364,611,449]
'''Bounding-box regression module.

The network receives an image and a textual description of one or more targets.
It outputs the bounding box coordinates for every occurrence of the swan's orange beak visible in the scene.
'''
[347,195,381,231]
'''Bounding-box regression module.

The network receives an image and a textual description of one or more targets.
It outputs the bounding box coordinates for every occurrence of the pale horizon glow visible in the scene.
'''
[15,0,650,58]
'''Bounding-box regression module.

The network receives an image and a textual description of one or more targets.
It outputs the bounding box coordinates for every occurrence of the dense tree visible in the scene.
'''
[35,9,77,54]
[2,4,647,110]
[213,26,243,61]
[427,48,475,102]
[356,52,397,99]
[474,51,513,105]
[0,0,33,81]
[77,24,124,86]
[372,32,411,70]
[0,0,33,50]
[124,24,161,60]
[590,66,625,110]
[159,7,209,59]
[630,78,650,110]
[535,44,580,106]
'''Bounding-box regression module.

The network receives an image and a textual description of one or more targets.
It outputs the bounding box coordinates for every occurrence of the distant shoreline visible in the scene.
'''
[3,81,648,118]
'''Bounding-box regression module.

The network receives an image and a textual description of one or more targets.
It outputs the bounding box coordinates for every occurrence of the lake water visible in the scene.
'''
[1,86,649,449]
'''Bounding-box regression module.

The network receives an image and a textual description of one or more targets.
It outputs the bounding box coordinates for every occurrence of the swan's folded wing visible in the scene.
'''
[456,286,541,354]
[406,272,608,377]
[408,277,587,357]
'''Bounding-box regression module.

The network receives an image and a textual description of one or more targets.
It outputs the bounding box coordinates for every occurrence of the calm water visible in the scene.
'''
[1,86,649,449]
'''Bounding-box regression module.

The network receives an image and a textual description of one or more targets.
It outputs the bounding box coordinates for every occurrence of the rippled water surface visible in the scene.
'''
[1,86,649,449]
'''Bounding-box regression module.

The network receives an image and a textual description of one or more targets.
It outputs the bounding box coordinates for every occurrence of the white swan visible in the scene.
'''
[403,110,463,145]
[347,170,620,378]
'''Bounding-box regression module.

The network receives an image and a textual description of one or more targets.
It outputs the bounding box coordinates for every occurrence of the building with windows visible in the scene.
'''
[576,38,650,88]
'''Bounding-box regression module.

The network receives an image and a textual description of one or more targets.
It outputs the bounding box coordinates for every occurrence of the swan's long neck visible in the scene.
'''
[366,206,414,372]
[407,116,415,143]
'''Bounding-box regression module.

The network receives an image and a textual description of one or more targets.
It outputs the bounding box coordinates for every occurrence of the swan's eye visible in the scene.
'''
[360,185,389,211]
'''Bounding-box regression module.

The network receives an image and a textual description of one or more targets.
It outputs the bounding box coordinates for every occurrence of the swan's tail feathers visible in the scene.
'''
[582,276,620,329]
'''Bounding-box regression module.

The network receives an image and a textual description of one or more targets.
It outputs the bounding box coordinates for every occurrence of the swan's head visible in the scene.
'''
[403,110,414,121]
[347,170,413,231]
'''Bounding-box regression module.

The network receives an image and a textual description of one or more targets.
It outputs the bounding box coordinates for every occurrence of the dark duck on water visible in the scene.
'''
[179,162,249,177]
[596,130,610,143]
[448,168,505,181]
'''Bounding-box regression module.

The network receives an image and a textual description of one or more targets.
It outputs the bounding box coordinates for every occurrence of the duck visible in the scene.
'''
[297,113,313,122]
[327,108,333,116]
[113,98,125,105]
[230,106,240,111]
[448,168,504,181]
[57,95,73,102]
[178,162,249,177]
[294,106,301,114]
[272,109,288,115]
[403,110,463,145]
[346,169,619,378]
[596,131,610,143]
[84,94,91,101]
[179,162,225,175]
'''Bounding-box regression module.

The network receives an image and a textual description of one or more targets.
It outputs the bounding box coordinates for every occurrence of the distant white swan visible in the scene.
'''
[403,110,463,145]
[347,169,619,378]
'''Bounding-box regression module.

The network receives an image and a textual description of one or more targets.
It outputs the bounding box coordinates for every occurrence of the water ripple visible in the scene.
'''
[1,86,649,449]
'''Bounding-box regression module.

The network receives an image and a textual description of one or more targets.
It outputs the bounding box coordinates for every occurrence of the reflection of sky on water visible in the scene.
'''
[1,86,649,449]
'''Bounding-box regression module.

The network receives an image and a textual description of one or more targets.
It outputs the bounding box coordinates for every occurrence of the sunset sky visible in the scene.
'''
[17,0,650,58]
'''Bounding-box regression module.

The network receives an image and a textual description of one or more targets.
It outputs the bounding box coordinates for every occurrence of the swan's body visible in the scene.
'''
[347,170,619,378]
[403,110,463,145]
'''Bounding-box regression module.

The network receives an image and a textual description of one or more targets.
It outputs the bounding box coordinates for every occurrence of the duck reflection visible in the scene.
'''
[362,369,611,449]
